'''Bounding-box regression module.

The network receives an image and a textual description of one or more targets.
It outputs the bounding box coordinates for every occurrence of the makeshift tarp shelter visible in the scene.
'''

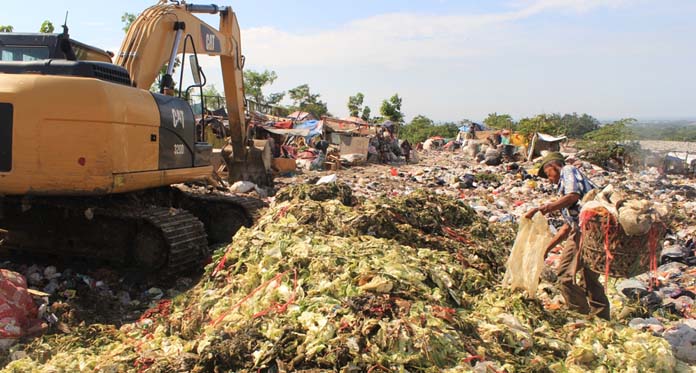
[343,116,369,126]
[458,123,486,133]
[287,111,316,121]
[294,120,324,138]
[322,117,373,159]
[664,152,696,174]
[324,117,374,136]
[264,120,324,140]
[336,135,370,159]
[527,133,567,160]
[264,127,312,137]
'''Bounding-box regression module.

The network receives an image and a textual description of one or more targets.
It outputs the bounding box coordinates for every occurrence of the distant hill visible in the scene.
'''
[630,120,696,142]
[632,119,696,127]
[597,119,696,127]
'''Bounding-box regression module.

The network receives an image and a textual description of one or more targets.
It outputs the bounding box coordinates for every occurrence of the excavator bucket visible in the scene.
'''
[222,140,274,188]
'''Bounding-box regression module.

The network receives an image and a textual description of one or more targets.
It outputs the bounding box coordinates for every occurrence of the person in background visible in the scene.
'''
[487,131,502,148]
[313,136,329,154]
[501,129,511,145]
[246,118,257,146]
[377,128,392,163]
[310,136,329,170]
[525,152,610,320]
[467,122,477,140]
[400,140,412,163]
[266,133,280,158]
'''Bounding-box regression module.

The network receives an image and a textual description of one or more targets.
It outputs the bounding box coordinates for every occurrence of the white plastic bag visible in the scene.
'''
[229,181,257,193]
[316,174,337,185]
[503,213,553,297]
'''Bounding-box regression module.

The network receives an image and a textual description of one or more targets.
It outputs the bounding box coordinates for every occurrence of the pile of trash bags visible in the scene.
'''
[2,183,689,372]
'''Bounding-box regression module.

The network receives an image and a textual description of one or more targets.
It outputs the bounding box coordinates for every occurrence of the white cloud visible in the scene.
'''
[240,0,634,69]
[185,0,635,78]
[171,0,696,121]
[512,0,631,14]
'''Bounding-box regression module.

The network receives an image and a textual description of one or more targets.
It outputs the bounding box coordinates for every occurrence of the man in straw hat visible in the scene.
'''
[525,152,610,320]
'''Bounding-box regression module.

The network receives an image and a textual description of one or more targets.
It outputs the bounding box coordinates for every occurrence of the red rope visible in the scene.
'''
[580,208,616,291]
[138,299,172,323]
[601,214,616,291]
[252,269,298,319]
[275,205,290,219]
[367,363,391,373]
[442,226,473,245]
[462,355,483,363]
[209,269,295,327]
[646,223,665,291]
[212,245,235,277]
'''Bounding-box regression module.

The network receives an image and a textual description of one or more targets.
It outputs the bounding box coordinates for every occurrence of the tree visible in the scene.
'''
[203,84,221,98]
[400,115,459,144]
[39,21,54,33]
[287,84,329,119]
[516,113,564,137]
[347,93,364,117]
[583,118,636,142]
[243,69,283,104]
[380,94,404,123]
[400,115,435,144]
[199,84,224,110]
[121,13,137,33]
[484,113,515,130]
[577,118,640,168]
[561,113,600,138]
[0,25,13,32]
[288,84,314,106]
[266,92,285,105]
[361,106,371,122]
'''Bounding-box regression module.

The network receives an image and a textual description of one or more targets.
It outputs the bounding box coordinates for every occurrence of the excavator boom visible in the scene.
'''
[115,1,248,173]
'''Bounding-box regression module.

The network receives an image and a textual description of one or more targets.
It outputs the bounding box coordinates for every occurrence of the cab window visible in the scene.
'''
[0,46,50,61]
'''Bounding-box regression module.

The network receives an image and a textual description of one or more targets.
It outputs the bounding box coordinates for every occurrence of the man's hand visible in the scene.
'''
[525,204,550,219]
[524,207,539,219]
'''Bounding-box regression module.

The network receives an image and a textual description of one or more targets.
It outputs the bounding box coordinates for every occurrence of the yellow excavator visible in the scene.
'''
[0,1,271,274]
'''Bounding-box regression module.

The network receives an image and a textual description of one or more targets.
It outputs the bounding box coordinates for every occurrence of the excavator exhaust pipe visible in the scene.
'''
[185,4,227,15]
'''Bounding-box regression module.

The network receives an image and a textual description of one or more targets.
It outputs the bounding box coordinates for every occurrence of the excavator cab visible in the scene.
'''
[0,32,113,63]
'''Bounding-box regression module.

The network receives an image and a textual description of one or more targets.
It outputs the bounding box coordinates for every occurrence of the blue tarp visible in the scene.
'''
[294,120,323,139]
[458,123,486,132]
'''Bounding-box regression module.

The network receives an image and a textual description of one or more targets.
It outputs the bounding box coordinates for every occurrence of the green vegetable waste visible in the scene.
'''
[1,183,688,373]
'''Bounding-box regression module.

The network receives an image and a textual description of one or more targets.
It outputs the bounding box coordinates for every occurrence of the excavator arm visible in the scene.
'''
[115,1,249,176]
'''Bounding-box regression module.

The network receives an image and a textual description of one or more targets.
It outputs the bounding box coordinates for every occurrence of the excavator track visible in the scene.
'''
[134,207,209,276]
[169,186,268,244]
[0,187,267,276]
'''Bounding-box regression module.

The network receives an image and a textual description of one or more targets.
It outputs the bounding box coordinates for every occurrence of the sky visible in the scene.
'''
[3,0,696,123]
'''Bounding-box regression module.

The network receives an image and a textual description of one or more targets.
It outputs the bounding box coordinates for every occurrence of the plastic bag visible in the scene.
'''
[503,213,552,297]
[316,174,337,185]
[229,181,257,193]
[0,269,38,344]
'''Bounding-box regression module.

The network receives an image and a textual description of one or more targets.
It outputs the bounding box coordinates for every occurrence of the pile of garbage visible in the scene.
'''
[0,261,196,368]
[3,183,688,372]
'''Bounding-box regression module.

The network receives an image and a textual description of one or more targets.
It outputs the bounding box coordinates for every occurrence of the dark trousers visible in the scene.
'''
[557,225,611,320]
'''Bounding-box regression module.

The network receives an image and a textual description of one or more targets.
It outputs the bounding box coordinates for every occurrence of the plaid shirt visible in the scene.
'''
[557,165,596,225]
